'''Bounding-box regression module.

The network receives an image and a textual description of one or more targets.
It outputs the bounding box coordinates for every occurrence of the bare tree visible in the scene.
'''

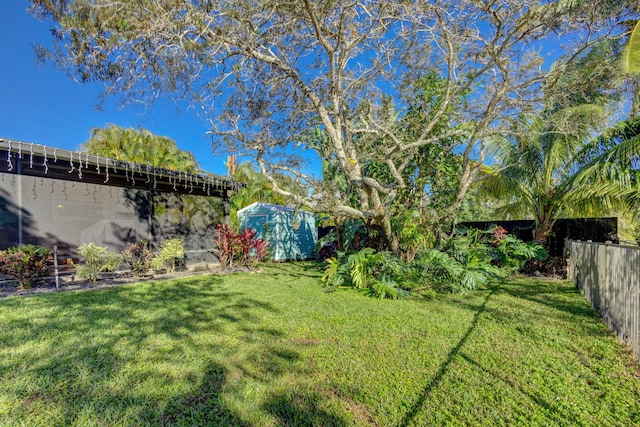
[30,0,638,255]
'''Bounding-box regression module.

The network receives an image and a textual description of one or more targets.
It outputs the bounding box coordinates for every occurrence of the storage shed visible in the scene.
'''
[237,202,317,261]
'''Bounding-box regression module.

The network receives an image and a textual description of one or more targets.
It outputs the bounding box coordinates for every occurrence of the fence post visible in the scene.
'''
[53,245,59,289]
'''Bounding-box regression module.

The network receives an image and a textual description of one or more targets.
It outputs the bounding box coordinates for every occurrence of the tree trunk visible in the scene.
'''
[533,220,552,247]
[379,215,401,258]
[534,203,555,249]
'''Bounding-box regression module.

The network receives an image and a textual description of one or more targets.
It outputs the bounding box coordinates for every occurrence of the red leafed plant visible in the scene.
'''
[250,238,270,261]
[214,224,236,268]
[491,226,509,246]
[0,244,52,289]
[213,224,269,269]
[237,227,258,261]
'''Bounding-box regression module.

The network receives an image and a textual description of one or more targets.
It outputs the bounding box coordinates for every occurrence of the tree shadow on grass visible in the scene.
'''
[449,295,611,342]
[0,274,292,425]
[496,278,599,320]
[398,287,496,427]
[160,363,249,427]
[458,353,574,425]
[263,389,348,427]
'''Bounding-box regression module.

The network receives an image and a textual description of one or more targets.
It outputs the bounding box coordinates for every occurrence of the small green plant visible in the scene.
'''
[0,244,52,289]
[121,241,154,275]
[152,238,185,273]
[76,243,121,282]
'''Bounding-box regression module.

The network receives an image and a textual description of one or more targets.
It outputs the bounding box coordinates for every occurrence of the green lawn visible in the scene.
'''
[0,262,638,426]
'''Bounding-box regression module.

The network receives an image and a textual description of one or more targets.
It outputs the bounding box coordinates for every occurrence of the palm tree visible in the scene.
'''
[620,20,640,118]
[479,105,639,247]
[83,124,200,172]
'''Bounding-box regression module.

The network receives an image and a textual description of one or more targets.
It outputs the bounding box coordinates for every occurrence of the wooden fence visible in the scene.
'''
[566,239,640,359]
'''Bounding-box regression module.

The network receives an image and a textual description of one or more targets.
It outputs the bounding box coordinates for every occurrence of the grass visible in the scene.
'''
[0,262,638,426]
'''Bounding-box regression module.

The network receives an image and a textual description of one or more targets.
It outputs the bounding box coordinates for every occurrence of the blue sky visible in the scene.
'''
[0,1,231,176]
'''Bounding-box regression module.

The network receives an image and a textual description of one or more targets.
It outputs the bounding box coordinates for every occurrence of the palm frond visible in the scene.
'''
[564,132,640,199]
[623,20,640,75]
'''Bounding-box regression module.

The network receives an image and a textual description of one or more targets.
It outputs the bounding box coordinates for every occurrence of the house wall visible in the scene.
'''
[0,172,147,255]
[0,172,222,262]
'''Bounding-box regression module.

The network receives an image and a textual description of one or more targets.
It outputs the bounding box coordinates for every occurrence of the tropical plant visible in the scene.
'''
[212,224,269,269]
[321,256,346,288]
[213,224,235,269]
[121,241,154,275]
[235,228,258,264]
[0,245,52,289]
[478,30,640,248]
[621,20,640,118]
[623,20,640,74]
[412,247,502,294]
[76,243,121,282]
[492,234,548,273]
[479,103,616,247]
[321,248,408,299]
[151,238,184,273]
[449,226,548,270]
[249,238,270,266]
[404,227,546,293]
[315,229,338,260]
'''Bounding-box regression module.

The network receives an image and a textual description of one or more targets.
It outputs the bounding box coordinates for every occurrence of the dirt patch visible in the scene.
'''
[290,337,322,346]
[321,387,378,426]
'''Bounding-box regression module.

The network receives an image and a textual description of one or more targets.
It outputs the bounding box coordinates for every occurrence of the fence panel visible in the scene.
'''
[567,239,640,359]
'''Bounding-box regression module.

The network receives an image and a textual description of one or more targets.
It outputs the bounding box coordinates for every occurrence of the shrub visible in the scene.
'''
[249,237,270,266]
[322,248,409,299]
[152,238,184,273]
[0,244,52,289]
[412,248,504,293]
[406,226,547,293]
[320,227,547,298]
[212,224,269,269]
[235,227,257,264]
[490,231,548,272]
[121,241,154,275]
[315,230,338,260]
[76,243,121,282]
[213,224,235,268]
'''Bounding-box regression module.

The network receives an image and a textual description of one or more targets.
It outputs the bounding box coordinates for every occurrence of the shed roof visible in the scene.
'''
[237,202,314,216]
[0,138,244,198]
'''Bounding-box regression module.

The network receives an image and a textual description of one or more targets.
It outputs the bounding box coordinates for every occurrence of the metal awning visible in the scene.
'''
[0,138,244,198]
